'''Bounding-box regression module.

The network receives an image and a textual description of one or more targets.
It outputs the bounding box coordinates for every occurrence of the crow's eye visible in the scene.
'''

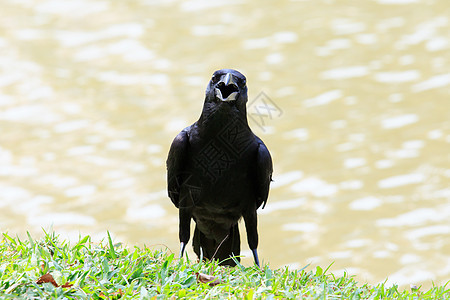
[211,74,220,83]
[239,79,246,87]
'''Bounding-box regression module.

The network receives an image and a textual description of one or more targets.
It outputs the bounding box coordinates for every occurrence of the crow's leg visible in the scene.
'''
[179,242,187,259]
[251,249,260,267]
[179,208,191,258]
[243,208,260,267]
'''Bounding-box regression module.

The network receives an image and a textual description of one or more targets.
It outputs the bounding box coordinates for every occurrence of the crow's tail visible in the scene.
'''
[193,224,240,266]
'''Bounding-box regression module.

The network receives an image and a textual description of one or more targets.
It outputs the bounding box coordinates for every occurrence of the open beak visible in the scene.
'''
[215,73,239,102]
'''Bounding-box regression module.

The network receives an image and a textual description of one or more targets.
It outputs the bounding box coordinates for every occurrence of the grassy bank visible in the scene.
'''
[0,232,448,299]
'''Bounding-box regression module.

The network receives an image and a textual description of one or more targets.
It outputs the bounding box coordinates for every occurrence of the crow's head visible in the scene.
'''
[205,69,248,107]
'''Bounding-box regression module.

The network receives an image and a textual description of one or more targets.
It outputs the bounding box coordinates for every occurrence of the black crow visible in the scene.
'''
[167,69,272,266]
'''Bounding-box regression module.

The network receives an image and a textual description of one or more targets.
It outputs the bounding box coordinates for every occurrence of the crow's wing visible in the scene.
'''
[254,136,273,209]
[167,127,190,208]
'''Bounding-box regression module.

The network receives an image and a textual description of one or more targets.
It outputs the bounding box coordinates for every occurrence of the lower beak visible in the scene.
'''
[215,89,239,102]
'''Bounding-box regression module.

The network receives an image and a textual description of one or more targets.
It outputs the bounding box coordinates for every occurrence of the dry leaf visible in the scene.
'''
[36,273,58,287]
[196,272,221,286]
[99,289,124,299]
[36,273,73,288]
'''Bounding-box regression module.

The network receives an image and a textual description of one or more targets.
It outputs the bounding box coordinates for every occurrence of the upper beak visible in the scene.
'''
[223,73,233,86]
[215,73,239,102]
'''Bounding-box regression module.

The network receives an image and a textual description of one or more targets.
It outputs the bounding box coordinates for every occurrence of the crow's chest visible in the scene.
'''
[189,130,256,185]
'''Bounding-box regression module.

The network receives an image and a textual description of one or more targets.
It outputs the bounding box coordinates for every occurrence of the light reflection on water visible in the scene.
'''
[1,0,449,288]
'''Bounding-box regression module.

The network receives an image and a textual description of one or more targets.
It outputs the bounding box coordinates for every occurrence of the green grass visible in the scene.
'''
[0,232,448,299]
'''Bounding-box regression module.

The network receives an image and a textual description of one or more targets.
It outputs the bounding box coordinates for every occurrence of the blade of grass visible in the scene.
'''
[26,231,35,249]
[106,231,117,260]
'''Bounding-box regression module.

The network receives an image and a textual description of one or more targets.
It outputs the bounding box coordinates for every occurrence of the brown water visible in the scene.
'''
[1,0,449,289]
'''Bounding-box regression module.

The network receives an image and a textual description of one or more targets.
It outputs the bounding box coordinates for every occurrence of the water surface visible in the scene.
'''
[1,0,449,288]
